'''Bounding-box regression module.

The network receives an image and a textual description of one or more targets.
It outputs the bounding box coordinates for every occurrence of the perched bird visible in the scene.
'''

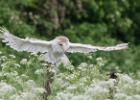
[108,70,118,79]
[0,27,128,66]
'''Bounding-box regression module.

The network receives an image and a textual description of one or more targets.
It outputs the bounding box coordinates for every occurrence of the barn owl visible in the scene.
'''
[0,27,128,66]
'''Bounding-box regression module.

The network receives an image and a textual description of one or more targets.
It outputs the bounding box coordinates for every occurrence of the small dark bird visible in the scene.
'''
[109,71,118,79]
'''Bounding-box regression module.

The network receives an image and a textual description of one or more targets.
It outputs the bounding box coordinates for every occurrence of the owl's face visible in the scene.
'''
[52,36,70,52]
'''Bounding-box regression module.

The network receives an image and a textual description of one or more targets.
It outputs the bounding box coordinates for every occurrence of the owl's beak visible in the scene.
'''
[62,46,65,52]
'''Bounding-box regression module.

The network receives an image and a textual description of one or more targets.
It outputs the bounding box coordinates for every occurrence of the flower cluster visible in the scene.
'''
[0,50,140,100]
[51,59,140,100]
[0,52,45,100]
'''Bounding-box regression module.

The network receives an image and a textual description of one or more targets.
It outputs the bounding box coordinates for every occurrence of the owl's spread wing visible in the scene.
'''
[0,27,51,53]
[67,43,128,53]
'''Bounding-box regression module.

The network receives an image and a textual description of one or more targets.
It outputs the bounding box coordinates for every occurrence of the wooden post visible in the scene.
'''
[43,63,54,100]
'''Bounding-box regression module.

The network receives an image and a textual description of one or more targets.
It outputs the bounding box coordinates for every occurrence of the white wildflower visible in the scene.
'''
[135,81,140,87]
[1,63,5,67]
[96,57,106,66]
[85,85,109,96]
[10,94,22,100]
[34,69,44,75]
[79,77,88,83]
[20,92,36,100]
[41,63,48,66]
[71,95,91,100]
[65,65,74,71]
[9,54,16,58]
[125,96,133,100]
[1,56,7,61]
[24,80,36,89]
[11,71,18,76]
[25,80,36,86]
[66,85,77,92]
[120,74,134,83]
[66,74,76,80]
[133,95,140,100]
[98,79,116,88]
[14,63,21,68]
[96,57,103,62]
[20,58,28,65]
[31,52,38,56]
[79,63,88,68]
[114,93,127,99]
[33,87,45,94]
[0,81,15,97]
[78,62,88,71]
[88,55,92,59]
[21,74,29,79]
[56,92,73,100]
[53,78,69,89]
[49,67,56,73]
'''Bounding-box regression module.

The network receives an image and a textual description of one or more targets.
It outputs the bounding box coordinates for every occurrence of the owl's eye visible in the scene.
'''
[59,44,63,46]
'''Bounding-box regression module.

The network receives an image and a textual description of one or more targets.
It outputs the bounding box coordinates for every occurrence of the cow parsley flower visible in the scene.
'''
[85,85,109,97]
[114,93,127,99]
[96,57,106,66]
[125,96,133,100]
[9,54,16,58]
[98,79,116,88]
[34,69,44,75]
[33,87,45,94]
[20,92,36,100]
[66,85,77,92]
[120,74,134,83]
[133,95,140,100]
[71,95,91,100]
[25,80,36,88]
[14,63,21,68]
[0,51,2,55]
[20,58,28,65]
[1,56,7,61]
[56,92,73,100]
[0,81,15,97]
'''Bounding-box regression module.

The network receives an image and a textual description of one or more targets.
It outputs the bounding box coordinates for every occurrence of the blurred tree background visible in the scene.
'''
[0,0,140,73]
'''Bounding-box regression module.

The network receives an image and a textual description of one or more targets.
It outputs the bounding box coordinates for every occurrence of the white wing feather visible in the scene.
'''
[0,27,51,53]
[67,43,128,53]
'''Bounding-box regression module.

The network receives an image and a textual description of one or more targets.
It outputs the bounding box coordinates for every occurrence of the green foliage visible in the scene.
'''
[0,0,139,73]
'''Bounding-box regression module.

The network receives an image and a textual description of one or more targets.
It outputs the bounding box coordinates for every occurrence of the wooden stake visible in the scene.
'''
[43,63,54,100]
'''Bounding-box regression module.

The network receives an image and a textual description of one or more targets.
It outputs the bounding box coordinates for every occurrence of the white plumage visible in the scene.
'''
[0,27,128,66]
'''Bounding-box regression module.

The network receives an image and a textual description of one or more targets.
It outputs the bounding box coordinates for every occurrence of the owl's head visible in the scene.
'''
[53,36,70,52]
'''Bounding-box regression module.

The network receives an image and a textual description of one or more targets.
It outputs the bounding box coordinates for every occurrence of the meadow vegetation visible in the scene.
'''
[0,0,140,100]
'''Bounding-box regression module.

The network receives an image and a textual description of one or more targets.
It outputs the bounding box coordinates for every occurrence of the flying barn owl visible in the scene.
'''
[0,27,128,66]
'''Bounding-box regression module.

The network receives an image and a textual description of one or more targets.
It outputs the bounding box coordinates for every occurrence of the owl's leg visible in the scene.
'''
[59,54,71,66]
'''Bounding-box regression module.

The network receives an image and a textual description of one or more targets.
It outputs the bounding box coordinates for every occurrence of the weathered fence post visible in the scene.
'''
[43,63,55,100]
